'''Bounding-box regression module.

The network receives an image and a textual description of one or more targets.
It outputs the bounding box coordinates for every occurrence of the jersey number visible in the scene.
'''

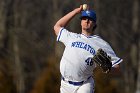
[85,57,93,66]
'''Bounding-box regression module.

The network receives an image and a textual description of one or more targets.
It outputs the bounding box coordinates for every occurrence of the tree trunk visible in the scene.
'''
[5,0,25,93]
[132,0,140,93]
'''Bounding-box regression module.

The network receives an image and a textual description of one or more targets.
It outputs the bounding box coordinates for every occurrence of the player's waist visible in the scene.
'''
[61,76,92,86]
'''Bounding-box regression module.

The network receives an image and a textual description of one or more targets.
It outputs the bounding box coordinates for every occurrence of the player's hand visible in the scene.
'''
[74,5,83,14]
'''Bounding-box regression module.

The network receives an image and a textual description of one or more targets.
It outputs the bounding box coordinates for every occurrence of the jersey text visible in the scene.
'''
[71,41,95,55]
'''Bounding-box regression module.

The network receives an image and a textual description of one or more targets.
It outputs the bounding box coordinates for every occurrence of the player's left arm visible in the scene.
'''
[103,43,123,73]
[110,64,121,74]
[108,55,122,74]
[113,64,119,68]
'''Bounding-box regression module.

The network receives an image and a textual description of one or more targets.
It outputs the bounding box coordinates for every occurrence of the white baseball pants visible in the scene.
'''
[60,77,95,93]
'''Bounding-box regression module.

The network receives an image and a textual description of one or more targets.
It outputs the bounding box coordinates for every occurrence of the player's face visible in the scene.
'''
[81,17,95,31]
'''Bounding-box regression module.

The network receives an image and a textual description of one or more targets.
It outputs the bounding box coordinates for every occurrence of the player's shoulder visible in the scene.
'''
[91,34,104,41]
[64,29,81,38]
[94,35,111,45]
[60,27,80,37]
[68,31,81,38]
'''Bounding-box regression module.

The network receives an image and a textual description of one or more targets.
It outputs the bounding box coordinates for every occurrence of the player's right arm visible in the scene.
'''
[54,5,83,36]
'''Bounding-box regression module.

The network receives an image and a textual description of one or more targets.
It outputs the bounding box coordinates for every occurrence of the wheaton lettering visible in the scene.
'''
[71,41,95,55]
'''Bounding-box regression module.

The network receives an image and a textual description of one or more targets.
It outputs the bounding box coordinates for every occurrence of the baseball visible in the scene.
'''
[82,4,87,10]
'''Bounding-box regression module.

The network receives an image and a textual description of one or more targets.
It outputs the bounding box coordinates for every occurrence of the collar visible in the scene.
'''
[81,33,99,38]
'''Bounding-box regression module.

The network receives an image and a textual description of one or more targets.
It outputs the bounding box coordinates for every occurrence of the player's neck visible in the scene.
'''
[82,30,94,36]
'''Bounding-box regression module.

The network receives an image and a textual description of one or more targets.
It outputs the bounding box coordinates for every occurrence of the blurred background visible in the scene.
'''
[0,0,139,93]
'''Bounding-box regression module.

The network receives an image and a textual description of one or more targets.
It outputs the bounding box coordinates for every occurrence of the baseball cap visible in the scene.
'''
[80,10,96,22]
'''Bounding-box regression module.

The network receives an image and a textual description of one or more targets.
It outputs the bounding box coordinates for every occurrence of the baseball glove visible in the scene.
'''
[92,48,112,73]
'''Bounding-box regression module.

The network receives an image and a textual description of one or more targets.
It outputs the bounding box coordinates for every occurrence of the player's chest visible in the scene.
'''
[66,38,102,55]
[68,37,104,48]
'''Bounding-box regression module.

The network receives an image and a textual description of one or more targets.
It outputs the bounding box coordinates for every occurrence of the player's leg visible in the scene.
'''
[77,77,95,93]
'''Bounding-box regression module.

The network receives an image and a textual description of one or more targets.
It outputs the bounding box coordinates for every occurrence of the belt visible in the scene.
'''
[61,76,91,86]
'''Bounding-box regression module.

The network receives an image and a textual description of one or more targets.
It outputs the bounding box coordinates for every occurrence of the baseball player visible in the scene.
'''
[54,5,123,93]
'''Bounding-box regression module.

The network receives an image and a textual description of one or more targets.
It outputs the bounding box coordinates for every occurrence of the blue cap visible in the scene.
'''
[80,10,96,22]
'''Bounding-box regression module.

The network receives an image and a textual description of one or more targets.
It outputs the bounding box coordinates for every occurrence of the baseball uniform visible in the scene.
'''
[57,27,123,93]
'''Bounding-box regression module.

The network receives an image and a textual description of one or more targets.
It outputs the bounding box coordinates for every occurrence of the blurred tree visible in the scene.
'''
[94,68,121,93]
[4,0,25,93]
[0,58,16,93]
[133,0,140,93]
[94,0,140,93]
[29,56,60,93]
